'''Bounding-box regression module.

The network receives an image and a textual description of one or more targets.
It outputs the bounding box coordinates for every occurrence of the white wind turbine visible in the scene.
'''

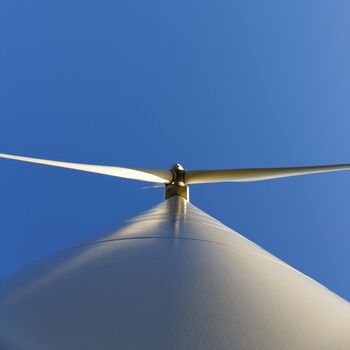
[0,152,350,350]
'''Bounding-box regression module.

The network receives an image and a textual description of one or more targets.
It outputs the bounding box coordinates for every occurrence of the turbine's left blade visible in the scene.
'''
[0,153,172,184]
[186,164,350,184]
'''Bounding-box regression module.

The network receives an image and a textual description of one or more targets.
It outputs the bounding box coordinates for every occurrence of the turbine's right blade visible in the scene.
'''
[186,164,350,184]
[0,153,172,184]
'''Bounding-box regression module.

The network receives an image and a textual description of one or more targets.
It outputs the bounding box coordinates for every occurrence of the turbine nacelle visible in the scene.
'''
[165,163,189,201]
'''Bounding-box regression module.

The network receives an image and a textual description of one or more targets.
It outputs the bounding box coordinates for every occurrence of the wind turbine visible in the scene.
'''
[0,152,349,350]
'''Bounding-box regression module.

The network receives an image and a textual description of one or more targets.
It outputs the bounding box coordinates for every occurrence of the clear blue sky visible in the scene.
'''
[1,1,350,301]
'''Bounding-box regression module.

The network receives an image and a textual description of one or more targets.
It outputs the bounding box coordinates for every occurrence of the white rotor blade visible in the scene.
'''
[186,164,350,184]
[0,153,172,184]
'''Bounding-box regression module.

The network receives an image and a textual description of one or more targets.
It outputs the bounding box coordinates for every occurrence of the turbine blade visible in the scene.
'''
[0,153,172,184]
[186,164,350,184]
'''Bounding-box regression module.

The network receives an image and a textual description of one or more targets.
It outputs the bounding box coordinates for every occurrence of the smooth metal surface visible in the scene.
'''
[0,153,173,184]
[186,163,350,184]
[0,196,349,350]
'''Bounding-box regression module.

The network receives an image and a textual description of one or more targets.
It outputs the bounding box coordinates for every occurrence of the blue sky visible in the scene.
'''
[1,1,350,301]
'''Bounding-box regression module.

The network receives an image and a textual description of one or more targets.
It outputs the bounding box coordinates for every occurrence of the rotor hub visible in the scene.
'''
[164,163,189,201]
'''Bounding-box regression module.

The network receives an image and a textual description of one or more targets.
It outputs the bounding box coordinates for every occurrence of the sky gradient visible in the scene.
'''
[1,1,350,300]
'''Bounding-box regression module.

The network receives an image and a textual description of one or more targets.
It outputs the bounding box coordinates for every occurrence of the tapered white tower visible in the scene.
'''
[0,196,349,349]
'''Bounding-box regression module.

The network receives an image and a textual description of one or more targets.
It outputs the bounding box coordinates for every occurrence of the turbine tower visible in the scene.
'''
[0,153,349,350]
